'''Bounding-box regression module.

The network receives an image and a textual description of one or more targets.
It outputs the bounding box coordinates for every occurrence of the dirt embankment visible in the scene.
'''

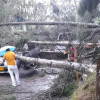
[71,72,96,100]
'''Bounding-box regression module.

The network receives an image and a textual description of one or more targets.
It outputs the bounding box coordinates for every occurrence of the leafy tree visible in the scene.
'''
[78,0,99,16]
[0,0,5,22]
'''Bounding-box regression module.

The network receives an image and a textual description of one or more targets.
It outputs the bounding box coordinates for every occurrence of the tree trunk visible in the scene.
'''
[30,41,70,46]
[85,28,100,33]
[0,22,99,28]
[15,55,96,74]
[30,41,100,46]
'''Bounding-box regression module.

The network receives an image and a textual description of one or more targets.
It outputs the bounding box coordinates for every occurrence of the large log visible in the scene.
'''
[0,21,99,28]
[15,55,96,74]
[85,28,100,33]
[30,41,70,46]
[30,41,100,46]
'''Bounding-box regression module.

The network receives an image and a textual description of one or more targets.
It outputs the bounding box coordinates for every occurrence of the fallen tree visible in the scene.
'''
[30,41,70,46]
[85,28,100,33]
[0,22,99,28]
[30,41,100,46]
[15,55,96,74]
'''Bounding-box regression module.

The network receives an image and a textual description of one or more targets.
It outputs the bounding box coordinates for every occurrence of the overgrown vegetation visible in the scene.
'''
[0,0,78,48]
[78,0,99,16]
[0,95,16,100]
[70,71,96,100]
[0,84,16,100]
[51,81,77,97]
[50,70,78,98]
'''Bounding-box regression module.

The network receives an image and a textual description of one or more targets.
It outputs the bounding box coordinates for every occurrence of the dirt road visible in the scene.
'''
[0,70,58,100]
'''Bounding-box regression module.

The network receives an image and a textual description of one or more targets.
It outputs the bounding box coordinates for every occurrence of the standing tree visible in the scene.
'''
[78,0,99,16]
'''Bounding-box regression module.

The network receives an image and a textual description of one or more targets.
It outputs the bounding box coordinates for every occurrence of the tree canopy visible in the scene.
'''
[78,0,99,16]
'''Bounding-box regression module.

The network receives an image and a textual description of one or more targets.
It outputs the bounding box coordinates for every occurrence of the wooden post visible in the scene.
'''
[96,54,100,100]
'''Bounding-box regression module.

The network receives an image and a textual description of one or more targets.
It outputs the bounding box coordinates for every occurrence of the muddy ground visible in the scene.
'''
[0,68,60,100]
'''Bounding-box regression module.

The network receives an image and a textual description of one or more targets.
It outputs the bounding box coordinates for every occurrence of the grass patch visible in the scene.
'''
[70,71,96,100]
[0,84,15,96]
[50,70,78,98]
[51,81,77,97]
[0,84,16,100]
[0,95,16,100]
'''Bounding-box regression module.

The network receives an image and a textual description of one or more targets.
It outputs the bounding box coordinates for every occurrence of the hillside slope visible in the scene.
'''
[70,71,96,100]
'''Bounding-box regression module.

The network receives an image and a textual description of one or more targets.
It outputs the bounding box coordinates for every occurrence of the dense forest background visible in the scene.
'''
[0,0,100,48]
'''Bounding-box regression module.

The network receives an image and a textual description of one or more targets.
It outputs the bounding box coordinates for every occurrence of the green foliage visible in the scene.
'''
[0,26,21,47]
[78,0,99,16]
[93,17,100,24]
[0,95,16,100]
[63,82,77,96]
[0,0,77,49]
[15,36,26,50]
[50,70,77,98]
[70,72,96,100]
[51,81,77,97]
[0,0,5,22]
